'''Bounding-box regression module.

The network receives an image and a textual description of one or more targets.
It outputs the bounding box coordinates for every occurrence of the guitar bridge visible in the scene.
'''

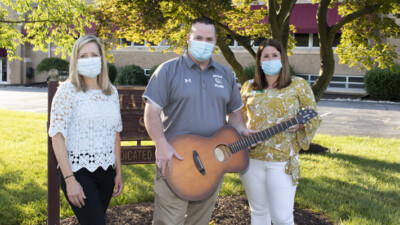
[193,150,206,175]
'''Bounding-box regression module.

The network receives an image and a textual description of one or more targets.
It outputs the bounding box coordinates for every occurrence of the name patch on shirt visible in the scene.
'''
[252,90,264,94]
[213,74,224,88]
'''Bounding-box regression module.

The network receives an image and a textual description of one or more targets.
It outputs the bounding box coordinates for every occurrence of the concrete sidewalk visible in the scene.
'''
[1,86,399,138]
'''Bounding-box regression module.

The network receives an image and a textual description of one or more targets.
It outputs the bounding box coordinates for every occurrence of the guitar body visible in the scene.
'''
[165,126,249,201]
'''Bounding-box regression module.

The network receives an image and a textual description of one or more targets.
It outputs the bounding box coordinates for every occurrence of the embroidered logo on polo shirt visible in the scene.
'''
[185,78,191,83]
[213,75,224,88]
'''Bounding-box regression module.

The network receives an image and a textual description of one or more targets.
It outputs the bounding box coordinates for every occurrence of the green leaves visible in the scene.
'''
[332,0,400,71]
[1,0,95,59]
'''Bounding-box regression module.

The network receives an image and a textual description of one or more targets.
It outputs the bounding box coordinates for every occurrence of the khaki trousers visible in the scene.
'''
[152,169,222,225]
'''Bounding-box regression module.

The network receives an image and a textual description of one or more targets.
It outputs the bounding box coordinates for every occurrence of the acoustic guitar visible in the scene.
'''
[165,109,318,201]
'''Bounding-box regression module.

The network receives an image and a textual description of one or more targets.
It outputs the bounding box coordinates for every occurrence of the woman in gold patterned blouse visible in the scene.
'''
[240,39,321,225]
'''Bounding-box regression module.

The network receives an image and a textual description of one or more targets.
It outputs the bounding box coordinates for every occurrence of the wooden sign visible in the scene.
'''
[117,86,149,141]
[121,146,156,164]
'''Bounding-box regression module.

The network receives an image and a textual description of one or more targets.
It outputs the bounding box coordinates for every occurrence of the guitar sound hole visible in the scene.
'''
[213,144,232,163]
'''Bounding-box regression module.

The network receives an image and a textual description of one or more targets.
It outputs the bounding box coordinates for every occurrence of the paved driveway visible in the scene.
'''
[1,86,399,138]
[317,100,400,138]
[0,86,48,114]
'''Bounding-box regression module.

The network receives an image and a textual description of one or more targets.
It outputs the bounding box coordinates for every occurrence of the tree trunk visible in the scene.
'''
[281,17,291,50]
[216,38,246,84]
[313,0,337,102]
[312,44,335,102]
[269,0,296,51]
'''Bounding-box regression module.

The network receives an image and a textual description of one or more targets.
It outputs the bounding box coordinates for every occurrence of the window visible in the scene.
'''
[0,58,6,83]
[253,37,267,47]
[226,35,235,47]
[226,36,266,48]
[237,36,251,47]
[313,34,319,47]
[295,33,341,48]
[332,33,342,47]
[147,41,157,46]
[132,41,145,47]
[294,34,309,47]
[119,39,160,47]
[120,38,132,47]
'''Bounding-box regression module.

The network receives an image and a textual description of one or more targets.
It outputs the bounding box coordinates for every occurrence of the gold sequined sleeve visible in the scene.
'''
[293,78,321,151]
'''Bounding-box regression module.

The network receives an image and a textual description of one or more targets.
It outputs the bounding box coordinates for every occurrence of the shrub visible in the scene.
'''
[36,57,69,73]
[289,65,296,75]
[364,64,400,100]
[107,63,117,83]
[114,64,148,85]
[243,63,255,80]
[149,64,159,79]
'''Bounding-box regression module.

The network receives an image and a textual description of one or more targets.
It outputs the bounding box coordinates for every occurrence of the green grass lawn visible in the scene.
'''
[0,109,399,225]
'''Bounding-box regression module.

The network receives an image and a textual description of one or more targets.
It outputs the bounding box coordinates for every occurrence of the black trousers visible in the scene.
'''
[59,166,116,225]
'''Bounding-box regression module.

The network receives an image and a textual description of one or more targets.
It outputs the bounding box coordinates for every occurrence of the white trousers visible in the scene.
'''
[240,158,297,225]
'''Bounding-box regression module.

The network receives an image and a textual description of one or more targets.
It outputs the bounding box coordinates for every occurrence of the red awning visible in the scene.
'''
[290,3,342,33]
[251,3,342,34]
[0,48,6,57]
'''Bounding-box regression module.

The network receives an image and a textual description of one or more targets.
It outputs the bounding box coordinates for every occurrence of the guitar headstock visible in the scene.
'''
[296,109,318,124]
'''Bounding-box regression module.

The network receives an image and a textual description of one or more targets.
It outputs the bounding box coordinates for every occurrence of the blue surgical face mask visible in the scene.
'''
[261,60,282,76]
[189,40,215,61]
[77,57,102,78]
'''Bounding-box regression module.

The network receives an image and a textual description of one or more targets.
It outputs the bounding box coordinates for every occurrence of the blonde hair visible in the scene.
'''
[252,39,291,90]
[68,35,113,95]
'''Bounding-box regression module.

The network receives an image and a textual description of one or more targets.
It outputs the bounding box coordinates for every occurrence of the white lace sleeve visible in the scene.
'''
[48,82,75,138]
[113,86,123,132]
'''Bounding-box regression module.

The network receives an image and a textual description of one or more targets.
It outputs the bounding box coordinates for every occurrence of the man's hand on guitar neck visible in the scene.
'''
[155,141,183,177]
[240,128,262,148]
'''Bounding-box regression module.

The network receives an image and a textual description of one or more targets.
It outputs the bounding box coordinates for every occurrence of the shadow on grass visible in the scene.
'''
[324,152,400,180]
[0,165,47,224]
[298,177,399,224]
[299,152,400,224]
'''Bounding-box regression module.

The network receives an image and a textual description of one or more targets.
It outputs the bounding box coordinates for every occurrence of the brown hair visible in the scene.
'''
[252,39,291,90]
[189,16,216,37]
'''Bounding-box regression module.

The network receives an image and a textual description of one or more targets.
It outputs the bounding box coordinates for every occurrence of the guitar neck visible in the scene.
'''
[229,117,299,153]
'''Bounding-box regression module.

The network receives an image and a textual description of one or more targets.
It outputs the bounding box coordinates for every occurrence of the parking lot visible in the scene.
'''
[1,86,399,138]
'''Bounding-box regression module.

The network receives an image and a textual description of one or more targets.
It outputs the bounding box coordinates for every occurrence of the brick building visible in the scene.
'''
[2,1,399,92]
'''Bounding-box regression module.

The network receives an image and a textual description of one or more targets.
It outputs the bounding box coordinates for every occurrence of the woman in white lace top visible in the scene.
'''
[49,35,123,225]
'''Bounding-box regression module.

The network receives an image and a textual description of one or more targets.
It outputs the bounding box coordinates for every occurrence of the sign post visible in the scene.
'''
[47,69,60,225]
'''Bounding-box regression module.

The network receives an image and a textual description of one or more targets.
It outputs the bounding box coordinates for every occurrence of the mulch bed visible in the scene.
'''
[60,196,333,225]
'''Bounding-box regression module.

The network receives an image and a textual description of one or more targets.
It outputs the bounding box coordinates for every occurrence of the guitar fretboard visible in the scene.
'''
[229,117,298,153]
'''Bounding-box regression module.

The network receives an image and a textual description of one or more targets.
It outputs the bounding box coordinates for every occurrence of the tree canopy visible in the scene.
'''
[1,0,399,100]
[311,0,400,100]
[0,0,94,60]
[94,0,273,83]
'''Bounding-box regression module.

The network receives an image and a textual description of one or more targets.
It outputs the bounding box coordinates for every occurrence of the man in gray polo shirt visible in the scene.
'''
[143,16,254,225]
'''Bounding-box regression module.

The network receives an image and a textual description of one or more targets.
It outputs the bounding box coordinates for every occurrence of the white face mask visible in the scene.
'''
[189,40,215,61]
[77,57,102,78]
[261,59,282,76]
